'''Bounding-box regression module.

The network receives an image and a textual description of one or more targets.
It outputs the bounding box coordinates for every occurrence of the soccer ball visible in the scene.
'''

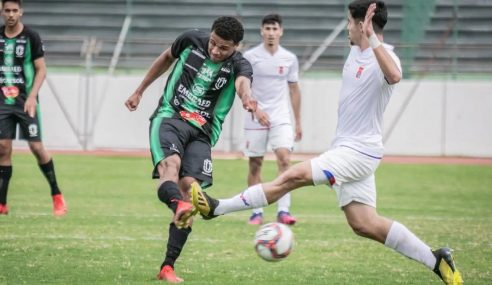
[254,222,294,262]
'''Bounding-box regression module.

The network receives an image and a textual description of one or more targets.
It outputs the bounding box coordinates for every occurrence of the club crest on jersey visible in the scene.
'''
[16,45,24,57]
[278,66,284,74]
[356,66,364,79]
[215,77,227,89]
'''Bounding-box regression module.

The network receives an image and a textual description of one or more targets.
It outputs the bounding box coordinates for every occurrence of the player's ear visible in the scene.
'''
[358,20,364,32]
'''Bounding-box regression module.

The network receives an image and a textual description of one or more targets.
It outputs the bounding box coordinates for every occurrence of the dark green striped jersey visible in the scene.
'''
[0,26,44,107]
[151,29,253,146]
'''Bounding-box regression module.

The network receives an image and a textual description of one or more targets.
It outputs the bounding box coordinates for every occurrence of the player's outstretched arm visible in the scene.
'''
[235,75,257,113]
[125,48,175,111]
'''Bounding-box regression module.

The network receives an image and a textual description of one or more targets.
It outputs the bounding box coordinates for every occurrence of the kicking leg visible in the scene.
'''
[192,160,313,218]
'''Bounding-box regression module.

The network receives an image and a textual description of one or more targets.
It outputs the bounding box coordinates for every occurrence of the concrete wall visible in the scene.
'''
[17,74,491,157]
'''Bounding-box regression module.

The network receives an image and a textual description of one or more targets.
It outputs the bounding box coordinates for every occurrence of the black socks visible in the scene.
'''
[39,159,61,196]
[0,165,12,204]
[162,223,192,269]
[157,181,182,213]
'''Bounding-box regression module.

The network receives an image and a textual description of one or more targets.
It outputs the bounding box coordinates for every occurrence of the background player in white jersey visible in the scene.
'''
[242,13,302,225]
[191,1,463,284]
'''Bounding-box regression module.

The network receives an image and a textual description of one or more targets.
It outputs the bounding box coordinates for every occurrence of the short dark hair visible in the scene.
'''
[262,13,282,26]
[211,16,244,44]
[2,0,22,7]
[348,0,387,33]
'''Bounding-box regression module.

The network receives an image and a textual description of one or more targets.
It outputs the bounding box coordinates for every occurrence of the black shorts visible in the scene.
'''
[149,117,213,188]
[0,104,43,141]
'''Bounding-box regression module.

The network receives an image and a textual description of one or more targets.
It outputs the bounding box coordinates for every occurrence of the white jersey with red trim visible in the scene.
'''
[331,44,402,158]
[243,44,299,129]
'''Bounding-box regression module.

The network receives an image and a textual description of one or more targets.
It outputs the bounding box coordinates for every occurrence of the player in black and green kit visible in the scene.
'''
[0,0,66,216]
[125,16,256,282]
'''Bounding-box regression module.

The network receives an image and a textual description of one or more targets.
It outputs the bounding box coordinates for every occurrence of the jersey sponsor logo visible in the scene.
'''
[202,159,212,176]
[1,86,19,105]
[179,110,207,126]
[278,66,284,74]
[0,77,25,84]
[4,43,14,54]
[214,77,227,90]
[191,84,206,96]
[28,124,38,137]
[177,83,211,108]
[356,66,364,79]
[0,66,21,72]
[197,66,214,82]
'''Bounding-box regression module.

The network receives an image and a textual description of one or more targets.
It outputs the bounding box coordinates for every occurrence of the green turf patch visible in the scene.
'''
[0,153,490,284]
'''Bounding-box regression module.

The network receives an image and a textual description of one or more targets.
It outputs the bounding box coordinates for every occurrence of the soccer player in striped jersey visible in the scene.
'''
[125,16,256,283]
[0,0,67,216]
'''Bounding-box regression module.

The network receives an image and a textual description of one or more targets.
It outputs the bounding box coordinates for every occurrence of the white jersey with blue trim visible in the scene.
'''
[331,43,402,158]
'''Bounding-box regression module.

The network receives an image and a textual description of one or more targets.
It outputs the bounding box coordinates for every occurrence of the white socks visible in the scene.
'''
[277,192,291,213]
[384,221,437,269]
[251,193,291,214]
[215,184,268,215]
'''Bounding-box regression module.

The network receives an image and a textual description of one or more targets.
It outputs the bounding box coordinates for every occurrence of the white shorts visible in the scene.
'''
[310,146,381,208]
[243,124,294,157]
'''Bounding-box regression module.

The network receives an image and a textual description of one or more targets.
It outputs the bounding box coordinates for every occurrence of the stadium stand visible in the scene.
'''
[21,0,492,76]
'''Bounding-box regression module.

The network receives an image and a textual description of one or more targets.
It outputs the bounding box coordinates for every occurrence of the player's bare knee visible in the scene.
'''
[277,158,290,172]
[28,141,45,155]
[348,220,372,237]
[160,156,181,174]
[249,157,263,175]
[0,143,12,159]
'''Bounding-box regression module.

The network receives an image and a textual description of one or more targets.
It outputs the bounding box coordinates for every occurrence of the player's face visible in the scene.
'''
[347,12,362,46]
[1,2,23,28]
[208,31,238,63]
[261,22,283,47]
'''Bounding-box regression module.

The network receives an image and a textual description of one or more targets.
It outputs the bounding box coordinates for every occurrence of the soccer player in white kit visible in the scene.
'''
[191,1,463,284]
[242,13,302,225]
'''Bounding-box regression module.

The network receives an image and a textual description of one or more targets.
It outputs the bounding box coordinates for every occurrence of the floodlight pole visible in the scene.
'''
[82,37,98,150]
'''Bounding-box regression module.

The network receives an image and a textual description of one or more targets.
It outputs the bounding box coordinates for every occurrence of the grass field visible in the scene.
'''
[1,153,491,284]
